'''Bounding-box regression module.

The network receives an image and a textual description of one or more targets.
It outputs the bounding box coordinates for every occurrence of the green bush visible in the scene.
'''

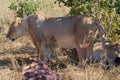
[56,0,120,42]
[9,0,40,17]
[115,0,120,14]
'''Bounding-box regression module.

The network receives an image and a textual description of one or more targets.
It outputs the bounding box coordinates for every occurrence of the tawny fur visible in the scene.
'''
[6,14,105,64]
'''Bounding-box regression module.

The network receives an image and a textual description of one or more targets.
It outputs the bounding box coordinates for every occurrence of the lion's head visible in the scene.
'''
[6,17,28,41]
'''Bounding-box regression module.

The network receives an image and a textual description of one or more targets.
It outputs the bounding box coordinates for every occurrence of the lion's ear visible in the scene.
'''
[15,17,21,26]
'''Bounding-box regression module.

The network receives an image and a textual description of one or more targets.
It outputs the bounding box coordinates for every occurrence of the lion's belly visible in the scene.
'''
[42,28,76,49]
[55,34,76,49]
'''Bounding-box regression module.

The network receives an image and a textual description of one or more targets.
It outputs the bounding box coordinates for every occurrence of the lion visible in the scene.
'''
[6,14,106,65]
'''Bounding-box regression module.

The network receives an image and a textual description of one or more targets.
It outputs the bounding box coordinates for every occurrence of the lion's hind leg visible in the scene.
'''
[74,38,87,66]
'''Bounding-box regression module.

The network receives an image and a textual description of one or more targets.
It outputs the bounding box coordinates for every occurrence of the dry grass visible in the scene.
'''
[0,0,120,80]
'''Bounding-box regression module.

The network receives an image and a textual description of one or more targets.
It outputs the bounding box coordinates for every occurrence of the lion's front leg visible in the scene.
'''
[40,37,52,63]
[32,41,44,61]
[38,47,44,61]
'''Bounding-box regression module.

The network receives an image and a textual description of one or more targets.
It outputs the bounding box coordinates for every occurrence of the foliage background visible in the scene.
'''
[56,0,120,42]
[9,0,40,17]
[8,0,120,42]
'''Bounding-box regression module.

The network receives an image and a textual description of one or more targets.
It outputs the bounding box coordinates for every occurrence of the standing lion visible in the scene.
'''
[6,14,106,65]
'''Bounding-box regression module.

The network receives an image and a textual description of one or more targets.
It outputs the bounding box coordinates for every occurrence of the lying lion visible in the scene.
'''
[6,14,105,65]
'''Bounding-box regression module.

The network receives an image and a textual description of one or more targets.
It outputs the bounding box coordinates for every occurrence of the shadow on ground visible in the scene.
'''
[0,45,37,68]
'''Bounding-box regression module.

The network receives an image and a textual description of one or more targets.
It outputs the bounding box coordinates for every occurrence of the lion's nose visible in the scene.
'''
[11,39,15,41]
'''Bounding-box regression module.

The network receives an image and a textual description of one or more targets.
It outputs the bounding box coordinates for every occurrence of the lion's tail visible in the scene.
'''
[94,20,106,53]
